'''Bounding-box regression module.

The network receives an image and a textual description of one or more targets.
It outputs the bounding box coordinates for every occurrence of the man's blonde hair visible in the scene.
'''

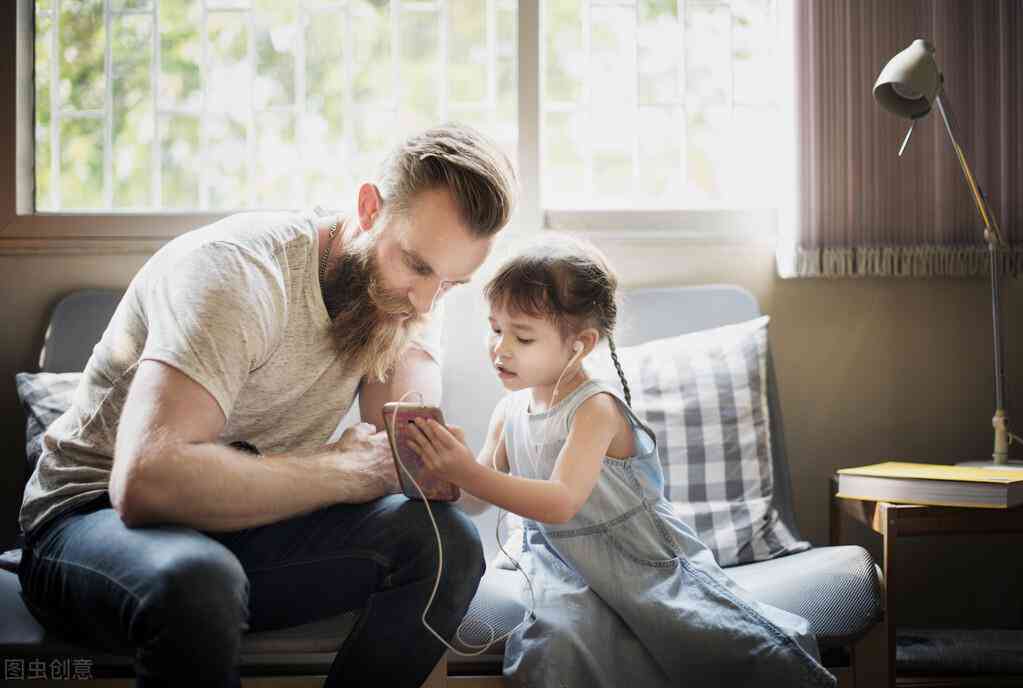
[376,123,518,237]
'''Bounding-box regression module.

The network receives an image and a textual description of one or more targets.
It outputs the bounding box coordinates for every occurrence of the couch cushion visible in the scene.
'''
[447,568,525,673]
[14,371,82,476]
[591,317,809,567]
[724,545,884,645]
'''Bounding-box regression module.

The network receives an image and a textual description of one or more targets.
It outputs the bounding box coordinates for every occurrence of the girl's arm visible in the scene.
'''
[410,393,621,524]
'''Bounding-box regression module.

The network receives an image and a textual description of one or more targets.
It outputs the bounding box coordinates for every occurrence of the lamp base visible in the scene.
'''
[955,460,1023,470]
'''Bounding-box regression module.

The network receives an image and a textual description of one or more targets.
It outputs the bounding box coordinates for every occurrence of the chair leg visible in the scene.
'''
[851,619,892,688]
[420,653,448,688]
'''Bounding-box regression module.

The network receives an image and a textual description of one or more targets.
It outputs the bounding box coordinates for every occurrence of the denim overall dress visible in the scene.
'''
[500,379,837,688]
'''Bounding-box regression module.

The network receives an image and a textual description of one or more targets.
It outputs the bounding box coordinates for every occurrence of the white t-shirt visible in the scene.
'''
[19,210,443,536]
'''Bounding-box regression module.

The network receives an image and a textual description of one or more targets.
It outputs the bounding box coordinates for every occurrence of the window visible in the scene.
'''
[29,0,786,236]
[542,0,783,211]
[34,0,518,211]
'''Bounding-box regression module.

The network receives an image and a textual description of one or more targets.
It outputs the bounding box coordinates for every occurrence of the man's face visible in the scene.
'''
[325,187,494,381]
[373,187,493,317]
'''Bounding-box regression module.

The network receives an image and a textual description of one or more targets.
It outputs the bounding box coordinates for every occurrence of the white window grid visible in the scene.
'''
[539,0,783,235]
[37,0,516,212]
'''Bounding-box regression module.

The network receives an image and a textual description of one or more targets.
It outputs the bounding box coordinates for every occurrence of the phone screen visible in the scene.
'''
[383,403,461,502]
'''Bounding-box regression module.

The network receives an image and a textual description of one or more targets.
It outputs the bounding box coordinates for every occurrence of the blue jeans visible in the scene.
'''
[18,492,484,687]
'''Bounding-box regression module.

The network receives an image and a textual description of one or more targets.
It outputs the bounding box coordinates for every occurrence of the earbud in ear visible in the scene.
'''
[573,341,583,353]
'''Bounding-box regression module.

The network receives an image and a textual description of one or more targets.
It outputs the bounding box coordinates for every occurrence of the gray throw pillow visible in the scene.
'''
[14,371,82,475]
[590,316,810,567]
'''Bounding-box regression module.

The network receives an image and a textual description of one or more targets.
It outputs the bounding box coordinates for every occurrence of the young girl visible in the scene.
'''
[405,234,837,687]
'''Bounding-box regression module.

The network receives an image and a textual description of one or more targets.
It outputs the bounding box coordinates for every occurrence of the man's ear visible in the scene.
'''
[356,183,383,231]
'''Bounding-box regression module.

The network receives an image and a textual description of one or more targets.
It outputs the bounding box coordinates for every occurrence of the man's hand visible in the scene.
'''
[329,422,401,497]
[405,420,477,485]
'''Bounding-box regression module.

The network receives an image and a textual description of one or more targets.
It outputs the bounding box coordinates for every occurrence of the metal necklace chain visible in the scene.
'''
[319,217,339,284]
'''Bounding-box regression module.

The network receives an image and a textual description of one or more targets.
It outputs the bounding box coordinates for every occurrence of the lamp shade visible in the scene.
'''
[873,38,941,119]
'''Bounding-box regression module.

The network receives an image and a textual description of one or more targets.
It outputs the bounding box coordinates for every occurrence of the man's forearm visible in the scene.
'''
[125,442,383,532]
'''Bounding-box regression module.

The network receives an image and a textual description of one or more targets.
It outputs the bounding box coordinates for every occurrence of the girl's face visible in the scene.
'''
[487,301,578,391]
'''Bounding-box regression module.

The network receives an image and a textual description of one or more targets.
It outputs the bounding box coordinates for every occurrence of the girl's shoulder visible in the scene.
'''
[566,379,627,420]
[570,390,636,460]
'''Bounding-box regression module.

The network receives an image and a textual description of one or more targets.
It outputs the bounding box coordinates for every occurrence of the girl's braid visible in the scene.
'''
[607,337,631,407]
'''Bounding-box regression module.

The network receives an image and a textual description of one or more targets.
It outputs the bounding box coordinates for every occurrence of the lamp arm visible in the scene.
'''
[933,88,1011,463]
[933,90,1005,247]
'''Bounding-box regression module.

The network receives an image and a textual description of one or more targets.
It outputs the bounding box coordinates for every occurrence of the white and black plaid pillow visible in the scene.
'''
[15,371,82,474]
[592,316,809,567]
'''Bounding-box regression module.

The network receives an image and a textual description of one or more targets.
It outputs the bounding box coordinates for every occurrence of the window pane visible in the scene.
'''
[112,14,154,207]
[253,6,297,110]
[255,112,297,208]
[733,0,775,106]
[60,117,104,209]
[544,0,583,105]
[160,114,199,208]
[638,106,683,205]
[35,4,54,210]
[543,109,585,205]
[497,1,517,125]
[351,2,392,105]
[448,0,487,103]
[306,10,346,137]
[60,0,105,111]
[207,11,251,116]
[399,9,440,133]
[638,0,680,106]
[205,115,248,208]
[159,1,201,108]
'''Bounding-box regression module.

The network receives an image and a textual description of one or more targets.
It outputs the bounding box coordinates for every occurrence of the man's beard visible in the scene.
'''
[323,234,423,383]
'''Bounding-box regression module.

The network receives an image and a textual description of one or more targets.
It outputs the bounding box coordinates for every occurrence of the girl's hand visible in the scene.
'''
[406,419,477,484]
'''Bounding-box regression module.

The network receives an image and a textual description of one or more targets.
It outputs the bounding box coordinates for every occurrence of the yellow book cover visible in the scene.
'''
[836,462,1023,508]
[837,462,1023,485]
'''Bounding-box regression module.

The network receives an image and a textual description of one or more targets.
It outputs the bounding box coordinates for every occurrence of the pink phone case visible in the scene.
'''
[383,403,461,502]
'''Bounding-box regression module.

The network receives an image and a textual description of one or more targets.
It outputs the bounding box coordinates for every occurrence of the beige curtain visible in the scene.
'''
[789,0,1023,277]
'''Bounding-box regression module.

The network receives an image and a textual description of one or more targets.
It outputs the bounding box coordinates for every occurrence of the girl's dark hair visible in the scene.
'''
[483,233,632,406]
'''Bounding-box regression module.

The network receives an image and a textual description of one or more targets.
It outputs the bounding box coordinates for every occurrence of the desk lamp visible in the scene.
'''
[874,39,1023,468]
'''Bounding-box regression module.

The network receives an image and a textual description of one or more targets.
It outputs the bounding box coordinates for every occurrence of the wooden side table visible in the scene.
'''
[830,475,1023,687]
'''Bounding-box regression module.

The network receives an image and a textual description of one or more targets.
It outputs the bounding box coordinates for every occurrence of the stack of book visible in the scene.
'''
[836,462,1023,509]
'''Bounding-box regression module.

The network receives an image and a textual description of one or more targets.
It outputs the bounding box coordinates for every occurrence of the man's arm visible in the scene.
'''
[359,347,442,431]
[110,360,398,531]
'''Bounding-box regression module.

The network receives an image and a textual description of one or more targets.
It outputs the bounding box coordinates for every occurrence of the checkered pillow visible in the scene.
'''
[15,371,82,474]
[592,316,809,567]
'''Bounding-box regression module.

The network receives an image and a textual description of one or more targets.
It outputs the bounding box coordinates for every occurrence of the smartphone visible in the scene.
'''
[382,402,461,502]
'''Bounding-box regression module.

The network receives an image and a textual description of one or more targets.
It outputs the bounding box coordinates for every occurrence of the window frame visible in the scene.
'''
[2,0,774,256]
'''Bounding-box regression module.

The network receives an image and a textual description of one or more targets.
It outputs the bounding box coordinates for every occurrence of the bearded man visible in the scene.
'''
[17,123,517,687]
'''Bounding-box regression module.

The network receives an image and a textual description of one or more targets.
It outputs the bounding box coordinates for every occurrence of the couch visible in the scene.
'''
[1,284,888,687]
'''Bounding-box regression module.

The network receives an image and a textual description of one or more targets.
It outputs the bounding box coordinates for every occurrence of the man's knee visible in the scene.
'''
[139,536,249,646]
